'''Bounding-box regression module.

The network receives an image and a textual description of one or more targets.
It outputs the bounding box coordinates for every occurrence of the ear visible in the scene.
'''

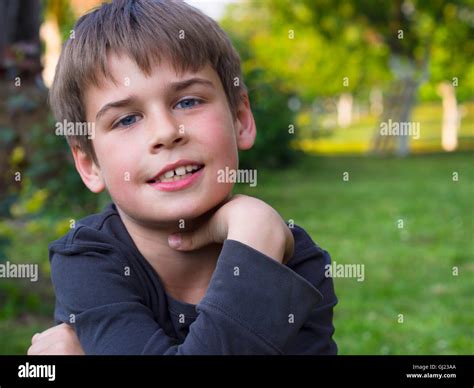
[71,146,105,193]
[235,93,256,150]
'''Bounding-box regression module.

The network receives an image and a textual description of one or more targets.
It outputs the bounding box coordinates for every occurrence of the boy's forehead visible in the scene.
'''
[96,52,219,89]
[84,52,222,120]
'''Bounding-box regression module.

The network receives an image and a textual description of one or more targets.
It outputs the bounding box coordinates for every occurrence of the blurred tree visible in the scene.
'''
[419,2,474,151]
[1,0,103,219]
[275,0,473,155]
[0,0,45,215]
[222,0,473,156]
[347,0,473,155]
[222,0,390,153]
[0,0,41,66]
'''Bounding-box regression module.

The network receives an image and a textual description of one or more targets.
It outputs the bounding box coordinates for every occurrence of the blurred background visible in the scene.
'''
[0,0,472,354]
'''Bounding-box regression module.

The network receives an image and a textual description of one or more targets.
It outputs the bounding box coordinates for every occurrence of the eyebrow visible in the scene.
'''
[170,77,215,92]
[95,78,215,121]
[96,96,138,121]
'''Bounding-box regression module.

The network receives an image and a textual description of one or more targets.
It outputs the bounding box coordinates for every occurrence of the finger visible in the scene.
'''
[31,332,41,344]
[33,323,72,344]
[28,338,68,356]
[28,343,56,356]
[168,227,212,251]
[27,341,50,356]
[38,323,71,337]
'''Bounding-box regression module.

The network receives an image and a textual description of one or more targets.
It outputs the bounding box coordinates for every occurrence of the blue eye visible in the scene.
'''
[175,98,202,110]
[113,114,140,128]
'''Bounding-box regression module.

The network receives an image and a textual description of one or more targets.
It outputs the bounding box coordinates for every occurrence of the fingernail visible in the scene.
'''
[168,234,182,248]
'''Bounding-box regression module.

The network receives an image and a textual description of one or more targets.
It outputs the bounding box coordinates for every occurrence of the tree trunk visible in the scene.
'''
[397,78,418,157]
[337,93,353,128]
[371,55,428,156]
[437,82,459,152]
[0,0,44,202]
[370,88,383,116]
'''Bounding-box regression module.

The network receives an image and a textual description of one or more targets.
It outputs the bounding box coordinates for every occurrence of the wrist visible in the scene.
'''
[227,214,288,262]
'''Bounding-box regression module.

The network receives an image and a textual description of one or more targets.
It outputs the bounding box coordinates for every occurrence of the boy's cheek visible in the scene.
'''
[193,111,235,141]
[99,158,138,189]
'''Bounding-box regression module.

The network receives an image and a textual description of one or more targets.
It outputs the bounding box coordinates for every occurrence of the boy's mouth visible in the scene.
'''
[147,161,205,184]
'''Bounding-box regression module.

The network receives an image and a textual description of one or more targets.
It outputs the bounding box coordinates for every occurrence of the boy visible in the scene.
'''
[28,0,337,355]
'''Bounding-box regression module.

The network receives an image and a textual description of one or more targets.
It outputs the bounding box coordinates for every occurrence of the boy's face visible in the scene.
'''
[74,53,255,227]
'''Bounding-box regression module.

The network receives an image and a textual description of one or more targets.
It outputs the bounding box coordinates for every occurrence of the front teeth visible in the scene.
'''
[175,166,187,176]
[164,170,175,179]
[155,164,201,183]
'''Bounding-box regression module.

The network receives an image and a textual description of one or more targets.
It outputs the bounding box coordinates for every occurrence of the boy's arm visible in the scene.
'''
[169,194,295,263]
[46,239,322,354]
[172,197,338,355]
[43,195,324,355]
[284,247,338,355]
[31,243,336,355]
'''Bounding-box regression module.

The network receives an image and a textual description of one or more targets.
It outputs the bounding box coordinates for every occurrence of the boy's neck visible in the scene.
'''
[117,207,220,305]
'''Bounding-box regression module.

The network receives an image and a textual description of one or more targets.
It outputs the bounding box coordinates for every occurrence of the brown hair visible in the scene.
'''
[50,0,246,162]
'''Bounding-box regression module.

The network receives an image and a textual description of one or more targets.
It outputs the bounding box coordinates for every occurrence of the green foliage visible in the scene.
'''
[0,319,53,355]
[223,0,472,106]
[0,182,67,319]
[223,0,391,100]
[420,2,474,102]
[1,114,105,219]
[0,117,107,319]
[16,115,109,217]
[222,21,297,168]
[240,69,297,168]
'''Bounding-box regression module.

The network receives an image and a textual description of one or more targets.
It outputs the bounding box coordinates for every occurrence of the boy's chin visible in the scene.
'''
[144,198,227,225]
[115,188,233,227]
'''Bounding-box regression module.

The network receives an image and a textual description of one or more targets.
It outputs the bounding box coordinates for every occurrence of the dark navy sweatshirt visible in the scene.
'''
[49,203,338,355]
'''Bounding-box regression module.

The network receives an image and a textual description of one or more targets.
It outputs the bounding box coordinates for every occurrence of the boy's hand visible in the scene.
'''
[168,195,294,263]
[27,323,85,355]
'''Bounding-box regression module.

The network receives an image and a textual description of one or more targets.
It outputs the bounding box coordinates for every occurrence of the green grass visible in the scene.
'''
[1,152,473,354]
[0,317,53,355]
[236,152,474,354]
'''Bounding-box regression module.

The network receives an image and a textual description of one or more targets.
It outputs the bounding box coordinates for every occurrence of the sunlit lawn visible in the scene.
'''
[237,152,474,354]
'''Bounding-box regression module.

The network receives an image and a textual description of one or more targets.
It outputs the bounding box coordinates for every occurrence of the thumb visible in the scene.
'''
[31,332,41,344]
[168,228,211,251]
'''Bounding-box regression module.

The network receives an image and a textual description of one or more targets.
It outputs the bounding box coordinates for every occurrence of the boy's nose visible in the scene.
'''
[148,111,187,152]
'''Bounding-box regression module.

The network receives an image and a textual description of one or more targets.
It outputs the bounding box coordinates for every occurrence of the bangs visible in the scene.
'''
[68,0,221,88]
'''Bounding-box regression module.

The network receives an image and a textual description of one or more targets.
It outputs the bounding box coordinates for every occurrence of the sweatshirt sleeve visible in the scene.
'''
[283,248,338,355]
[51,239,323,355]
